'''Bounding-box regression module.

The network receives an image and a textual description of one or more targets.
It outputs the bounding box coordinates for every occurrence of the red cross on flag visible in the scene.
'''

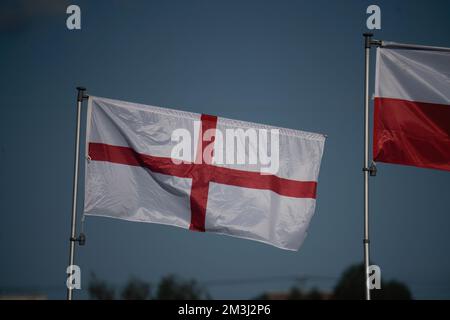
[84,96,326,250]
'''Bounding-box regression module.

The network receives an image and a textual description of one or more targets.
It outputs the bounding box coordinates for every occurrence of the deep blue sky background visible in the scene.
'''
[1,0,449,299]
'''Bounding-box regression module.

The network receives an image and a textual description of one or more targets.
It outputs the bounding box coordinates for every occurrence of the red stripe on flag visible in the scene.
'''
[88,142,194,178]
[189,114,218,231]
[88,142,317,198]
[211,167,317,198]
[373,97,450,171]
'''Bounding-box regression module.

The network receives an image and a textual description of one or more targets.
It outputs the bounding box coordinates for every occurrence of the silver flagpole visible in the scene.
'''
[362,33,381,301]
[67,86,88,300]
[363,33,372,301]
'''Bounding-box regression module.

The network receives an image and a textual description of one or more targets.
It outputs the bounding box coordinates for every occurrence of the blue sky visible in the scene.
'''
[0,0,449,299]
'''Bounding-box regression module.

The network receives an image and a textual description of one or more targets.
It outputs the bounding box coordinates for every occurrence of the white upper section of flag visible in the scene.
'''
[375,45,450,104]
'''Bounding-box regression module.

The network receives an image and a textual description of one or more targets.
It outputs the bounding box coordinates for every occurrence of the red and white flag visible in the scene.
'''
[83,96,325,250]
[374,42,450,171]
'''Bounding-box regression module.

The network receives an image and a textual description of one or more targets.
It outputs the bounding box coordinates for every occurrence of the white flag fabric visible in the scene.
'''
[84,96,326,250]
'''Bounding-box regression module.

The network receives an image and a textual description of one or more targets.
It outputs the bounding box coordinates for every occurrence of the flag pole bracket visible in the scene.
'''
[70,233,86,246]
[364,33,382,48]
[363,162,377,176]
[76,86,89,102]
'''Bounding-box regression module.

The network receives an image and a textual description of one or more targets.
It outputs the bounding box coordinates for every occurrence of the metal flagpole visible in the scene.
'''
[67,86,88,300]
[362,33,381,301]
[363,33,372,301]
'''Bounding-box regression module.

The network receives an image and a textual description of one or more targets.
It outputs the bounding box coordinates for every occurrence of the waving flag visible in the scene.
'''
[374,42,450,171]
[84,96,325,250]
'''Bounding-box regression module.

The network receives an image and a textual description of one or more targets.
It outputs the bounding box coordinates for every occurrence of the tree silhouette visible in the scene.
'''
[256,264,412,300]
[256,286,329,300]
[88,273,115,300]
[87,273,210,300]
[333,263,412,300]
[120,277,151,300]
[87,264,411,300]
[155,274,210,300]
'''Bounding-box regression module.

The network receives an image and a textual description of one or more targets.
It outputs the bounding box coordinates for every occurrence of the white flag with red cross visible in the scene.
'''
[83,96,326,250]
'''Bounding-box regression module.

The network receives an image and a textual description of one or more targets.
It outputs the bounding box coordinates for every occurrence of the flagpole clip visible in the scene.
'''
[70,233,86,246]
[76,86,89,102]
[363,33,382,48]
[363,162,377,176]
[370,39,382,47]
